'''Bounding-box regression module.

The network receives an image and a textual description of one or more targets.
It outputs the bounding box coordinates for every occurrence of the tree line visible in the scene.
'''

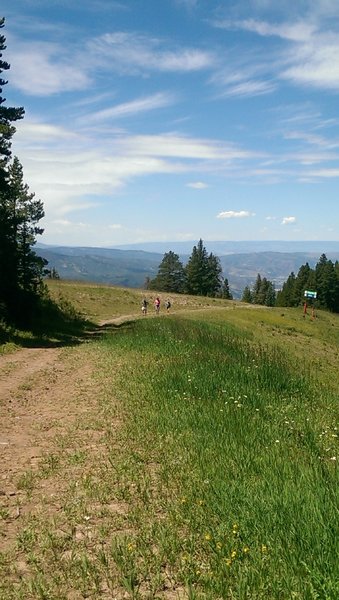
[275,254,339,312]
[148,243,339,313]
[0,18,46,323]
[146,239,233,299]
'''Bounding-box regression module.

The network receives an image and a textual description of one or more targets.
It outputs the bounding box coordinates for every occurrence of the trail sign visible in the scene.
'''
[304,290,317,299]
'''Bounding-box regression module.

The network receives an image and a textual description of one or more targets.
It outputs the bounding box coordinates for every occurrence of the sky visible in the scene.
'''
[2,0,339,247]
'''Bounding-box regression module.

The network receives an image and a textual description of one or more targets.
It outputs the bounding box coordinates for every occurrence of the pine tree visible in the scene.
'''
[0,18,25,314]
[185,239,222,297]
[241,285,253,303]
[206,252,222,297]
[276,272,296,307]
[8,156,47,294]
[252,274,262,304]
[220,277,233,300]
[315,254,338,311]
[149,251,186,293]
[294,263,311,304]
[185,239,210,296]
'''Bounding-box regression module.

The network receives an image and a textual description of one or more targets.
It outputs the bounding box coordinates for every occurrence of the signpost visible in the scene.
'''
[303,290,317,319]
[304,290,317,299]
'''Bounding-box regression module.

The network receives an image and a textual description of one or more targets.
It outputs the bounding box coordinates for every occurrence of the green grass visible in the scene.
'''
[1,284,338,599]
[97,316,338,599]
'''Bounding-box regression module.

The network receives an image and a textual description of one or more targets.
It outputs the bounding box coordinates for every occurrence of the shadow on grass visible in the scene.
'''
[0,315,137,350]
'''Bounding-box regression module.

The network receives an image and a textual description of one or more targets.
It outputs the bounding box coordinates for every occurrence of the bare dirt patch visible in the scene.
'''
[0,344,97,547]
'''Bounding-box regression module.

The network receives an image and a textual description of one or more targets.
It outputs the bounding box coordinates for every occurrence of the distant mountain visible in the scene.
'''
[37,246,163,288]
[112,240,339,255]
[36,242,339,298]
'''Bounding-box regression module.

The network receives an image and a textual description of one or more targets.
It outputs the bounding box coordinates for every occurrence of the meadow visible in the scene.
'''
[0,281,338,599]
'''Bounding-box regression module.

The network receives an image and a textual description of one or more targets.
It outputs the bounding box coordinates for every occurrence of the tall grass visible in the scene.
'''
[100,317,338,599]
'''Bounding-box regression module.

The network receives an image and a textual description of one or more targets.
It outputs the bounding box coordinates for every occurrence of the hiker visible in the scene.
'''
[141,298,148,315]
[154,297,160,314]
[166,299,171,313]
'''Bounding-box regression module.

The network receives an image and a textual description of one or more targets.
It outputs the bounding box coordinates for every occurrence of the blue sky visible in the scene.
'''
[2,0,339,246]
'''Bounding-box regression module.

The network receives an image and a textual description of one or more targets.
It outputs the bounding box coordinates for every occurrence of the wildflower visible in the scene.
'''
[261,545,268,553]
[181,497,187,504]
[225,558,232,567]
[231,550,237,559]
[243,546,250,554]
[127,542,136,552]
[216,542,222,550]
[197,499,204,506]
[204,533,211,541]
[330,456,336,461]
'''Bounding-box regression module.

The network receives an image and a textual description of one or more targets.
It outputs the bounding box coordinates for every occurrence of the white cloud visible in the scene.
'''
[90,31,215,74]
[232,19,316,42]
[219,79,276,98]
[14,120,256,220]
[305,168,339,178]
[265,215,277,220]
[213,18,339,92]
[84,93,175,123]
[217,210,256,219]
[282,216,296,225]
[9,41,89,96]
[186,181,209,189]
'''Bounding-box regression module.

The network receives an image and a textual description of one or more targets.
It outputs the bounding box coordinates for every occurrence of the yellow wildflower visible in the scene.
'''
[204,533,211,541]
[127,543,136,552]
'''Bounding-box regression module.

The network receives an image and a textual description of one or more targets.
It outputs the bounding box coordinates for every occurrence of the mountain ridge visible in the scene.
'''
[37,242,339,298]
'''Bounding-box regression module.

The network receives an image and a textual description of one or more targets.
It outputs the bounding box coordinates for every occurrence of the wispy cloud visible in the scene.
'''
[186,181,209,189]
[90,31,215,74]
[13,122,256,220]
[217,210,256,219]
[219,80,277,97]
[212,17,339,92]
[84,93,175,123]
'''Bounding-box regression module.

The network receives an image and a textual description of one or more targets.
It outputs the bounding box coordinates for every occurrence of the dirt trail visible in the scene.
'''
[0,314,135,500]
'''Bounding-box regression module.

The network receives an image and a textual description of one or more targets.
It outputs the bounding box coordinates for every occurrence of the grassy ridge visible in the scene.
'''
[97,316,338,598]
[1,281,338,598]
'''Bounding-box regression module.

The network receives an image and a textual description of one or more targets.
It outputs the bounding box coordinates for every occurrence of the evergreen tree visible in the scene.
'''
[252,273,262,304]
[0,18,25,313]
[185,239,210,296]
[241,285,253,303]
[185,239,222,297]
[262,278,276,307]
[206,252,223,297]
[315,254,338,312]
[220,277,233,300]
[294,263,311,305]
[248,275,276,306]
[276,272,296,307]
[8,156,47,294]
[149,250,186,293]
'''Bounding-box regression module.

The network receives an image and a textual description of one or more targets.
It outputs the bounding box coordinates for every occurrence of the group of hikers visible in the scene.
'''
[141,296,171,316]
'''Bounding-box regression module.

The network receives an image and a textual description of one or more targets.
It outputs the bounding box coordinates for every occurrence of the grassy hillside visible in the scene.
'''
[1,281,338,599]
[46,279,234,322]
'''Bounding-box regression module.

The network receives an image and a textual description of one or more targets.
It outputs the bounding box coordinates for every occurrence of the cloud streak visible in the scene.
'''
[217,210,256,219]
